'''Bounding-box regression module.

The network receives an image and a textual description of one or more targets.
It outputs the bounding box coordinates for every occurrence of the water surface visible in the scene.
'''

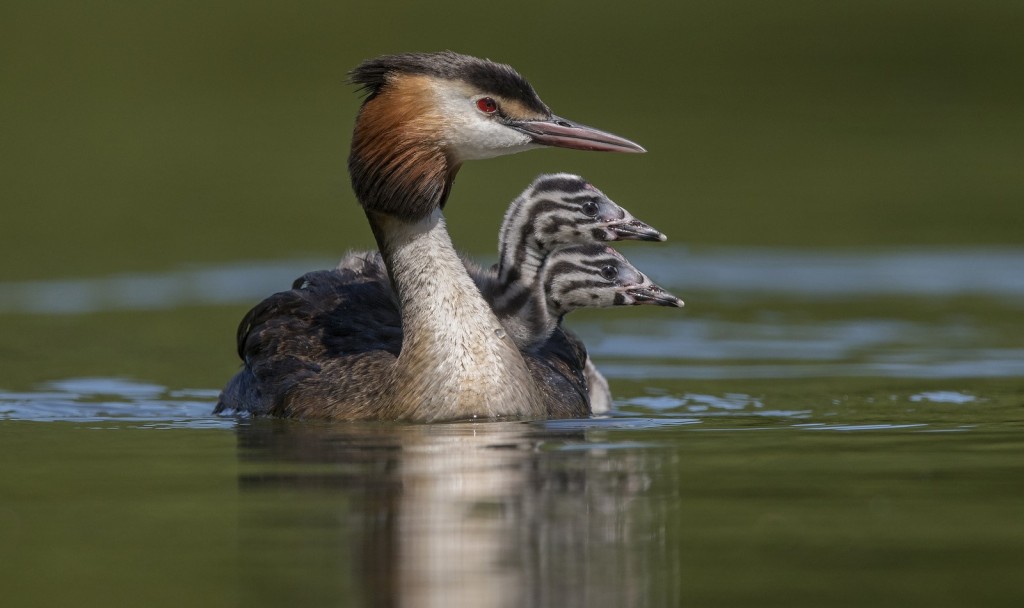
[3,2,1024,605]
[2,248,1022,607]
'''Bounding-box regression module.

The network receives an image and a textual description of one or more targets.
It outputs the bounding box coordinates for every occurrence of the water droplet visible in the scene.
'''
[494,328,506,339]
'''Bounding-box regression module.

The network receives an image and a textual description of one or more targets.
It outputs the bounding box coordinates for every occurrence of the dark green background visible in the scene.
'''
[3,1,1021,282]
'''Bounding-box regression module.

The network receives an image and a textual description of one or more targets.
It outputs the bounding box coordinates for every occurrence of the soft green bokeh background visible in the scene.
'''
[2,1,1022,283]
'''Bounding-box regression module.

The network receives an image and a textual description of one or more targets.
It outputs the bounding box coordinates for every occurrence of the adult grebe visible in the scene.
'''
[217,52,644,422]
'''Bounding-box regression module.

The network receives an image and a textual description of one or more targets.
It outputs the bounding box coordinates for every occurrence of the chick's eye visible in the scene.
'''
[600,265,618,281]
[476,97,498,114]
[581,201,599,217]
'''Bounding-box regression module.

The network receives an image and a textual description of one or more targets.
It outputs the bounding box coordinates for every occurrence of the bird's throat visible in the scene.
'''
[367,210,546,421]
[348,78,461,221]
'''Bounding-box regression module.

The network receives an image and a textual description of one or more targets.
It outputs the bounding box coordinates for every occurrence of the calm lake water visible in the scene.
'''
[2,248,1022,607]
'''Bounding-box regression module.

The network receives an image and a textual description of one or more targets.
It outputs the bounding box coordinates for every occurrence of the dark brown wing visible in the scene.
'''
[217,252,591,419]
[216,264,402,418]
[523,326,590,419]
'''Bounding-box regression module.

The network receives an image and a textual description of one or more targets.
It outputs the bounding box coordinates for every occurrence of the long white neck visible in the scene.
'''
[502,287,558,351]
[371,209,546,421]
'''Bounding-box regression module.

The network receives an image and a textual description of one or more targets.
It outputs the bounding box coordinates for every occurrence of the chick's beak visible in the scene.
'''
[606,218,667,242]
[510,116,646,153]
[624,281,685,308]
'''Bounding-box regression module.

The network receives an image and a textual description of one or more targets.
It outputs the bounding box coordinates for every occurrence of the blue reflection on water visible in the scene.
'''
[2,247,1023,314]
[0,377,229,428]
[0,375,990,437]
[1,248,1018,425]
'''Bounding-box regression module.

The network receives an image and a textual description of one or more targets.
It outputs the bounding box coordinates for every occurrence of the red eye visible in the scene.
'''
[476,97,498,114]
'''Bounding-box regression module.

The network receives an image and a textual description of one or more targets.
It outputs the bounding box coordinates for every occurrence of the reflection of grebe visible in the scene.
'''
[216,52,644,421]
[234,420,660,608]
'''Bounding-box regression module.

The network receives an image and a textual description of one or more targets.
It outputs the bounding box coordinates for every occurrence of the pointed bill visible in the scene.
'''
[624,283,684,307]
[606,219,666,242]
[510,116,646,153]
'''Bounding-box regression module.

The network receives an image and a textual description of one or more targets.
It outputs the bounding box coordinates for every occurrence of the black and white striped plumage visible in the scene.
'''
[481,173,672,414]
[482,173,666,347]
[519,244,683,349]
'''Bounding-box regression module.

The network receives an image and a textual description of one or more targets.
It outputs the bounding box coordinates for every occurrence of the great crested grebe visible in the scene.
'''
[217,51,645,422]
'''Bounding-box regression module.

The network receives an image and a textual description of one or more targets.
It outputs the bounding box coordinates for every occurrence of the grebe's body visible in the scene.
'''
[283,173,671,416]
[222,213,594,420]
[217,52,646,421]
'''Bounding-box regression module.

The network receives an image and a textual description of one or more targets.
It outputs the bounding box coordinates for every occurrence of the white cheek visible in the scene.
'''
[432,87,537,162]
[450,119,536,161]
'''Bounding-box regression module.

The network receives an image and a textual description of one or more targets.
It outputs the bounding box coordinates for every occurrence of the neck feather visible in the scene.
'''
[349,78,460,220]
[499,288,558,350]
[367,210,545,421]
[494,201,549,325]
[492,198,558,348]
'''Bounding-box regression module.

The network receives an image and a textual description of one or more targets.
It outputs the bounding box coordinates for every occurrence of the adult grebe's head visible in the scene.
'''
[348,51,644,220]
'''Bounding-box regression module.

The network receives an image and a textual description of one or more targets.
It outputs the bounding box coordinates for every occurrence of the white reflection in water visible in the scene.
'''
[236,422,663,608]
[909,391,977,404]
[624,393,811,419]
[397,428,526,606]
[628,392,760,411]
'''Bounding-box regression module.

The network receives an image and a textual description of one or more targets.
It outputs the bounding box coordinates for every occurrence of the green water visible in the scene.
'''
[2,390,1023,607]
[2,2,1024,606]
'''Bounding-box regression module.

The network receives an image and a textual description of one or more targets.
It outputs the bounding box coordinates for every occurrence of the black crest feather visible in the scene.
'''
[349,51,550,115]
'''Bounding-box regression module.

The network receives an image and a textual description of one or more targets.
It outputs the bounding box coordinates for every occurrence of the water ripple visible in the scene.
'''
[909,391,977,404]
[0,377,228,428]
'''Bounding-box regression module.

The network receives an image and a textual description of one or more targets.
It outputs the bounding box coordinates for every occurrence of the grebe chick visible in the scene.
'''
[521,244,683,350]
[217,51,645,422]
[483,173,665,345]
[485,173,668,414]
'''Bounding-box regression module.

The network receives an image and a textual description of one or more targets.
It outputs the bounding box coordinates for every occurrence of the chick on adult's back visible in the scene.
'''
[217,52,645,422]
